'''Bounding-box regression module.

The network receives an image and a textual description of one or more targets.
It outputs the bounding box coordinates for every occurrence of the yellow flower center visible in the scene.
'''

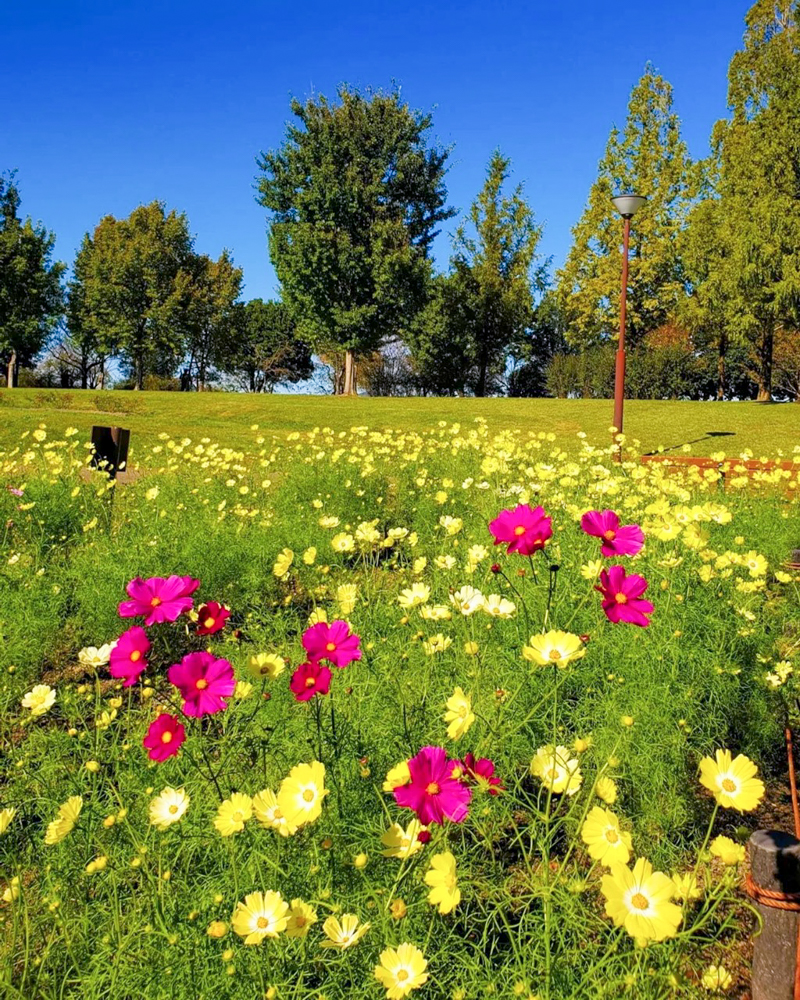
[232,811,243,823]
[257,917,269,929]
[161,731,173,744]
[721,778,737,793]
[614,593,628,604]
[302,789,315,803]
[196,679,208,690]
[514,525,526,536]
[305,676,317,688]
[603,529,616,541]
[605,828,619,844]
[169,804,178,814]
[458,706,468,718]
[325,642,336,651]
[631,892,649,910]
[150,597,161,607]
[130,650,141,662]
[426,782,440,796]
[295,915,306,927]
[548,649,562,661]
[397,970,409,982]
[451,767,463,780]
[204,617,215,629]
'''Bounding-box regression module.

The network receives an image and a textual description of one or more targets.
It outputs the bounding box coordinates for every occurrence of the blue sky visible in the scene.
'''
[2,0,749,301]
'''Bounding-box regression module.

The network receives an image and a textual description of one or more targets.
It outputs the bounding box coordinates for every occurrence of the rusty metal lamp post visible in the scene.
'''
[610,193,647,457]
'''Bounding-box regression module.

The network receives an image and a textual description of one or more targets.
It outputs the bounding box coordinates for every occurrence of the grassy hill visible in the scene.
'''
[0,388,797,462]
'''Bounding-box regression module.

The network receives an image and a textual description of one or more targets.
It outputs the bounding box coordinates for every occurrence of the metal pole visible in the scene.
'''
[612,215,630,453]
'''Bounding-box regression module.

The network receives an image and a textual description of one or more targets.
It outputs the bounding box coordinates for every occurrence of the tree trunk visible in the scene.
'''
[6,351,16,388]
[756,325,774,401]
[343,350,357,395]
[475,346,488,398]
[716,332,727,401]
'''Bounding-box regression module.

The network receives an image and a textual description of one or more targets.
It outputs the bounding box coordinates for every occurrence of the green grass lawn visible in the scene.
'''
[0,388,798,463]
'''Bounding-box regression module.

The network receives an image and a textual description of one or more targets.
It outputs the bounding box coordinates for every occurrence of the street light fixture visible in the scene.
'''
[611,193,647,455]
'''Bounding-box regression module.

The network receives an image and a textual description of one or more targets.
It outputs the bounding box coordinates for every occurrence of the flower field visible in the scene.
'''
[1,418,800,999]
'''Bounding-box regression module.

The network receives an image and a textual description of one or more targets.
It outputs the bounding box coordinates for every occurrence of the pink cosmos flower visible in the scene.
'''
[595,565,654,628]
[581,510,644,558]
[289,661,332,701]
[302,620,362,668]
[119,575,200,626]
[394,746,472,825]
[196,601,230,636]
[489,504,552,556]
[143,713,186,761]
[167,650,235,717]
[462,753,505,796]
[109,626,150,686]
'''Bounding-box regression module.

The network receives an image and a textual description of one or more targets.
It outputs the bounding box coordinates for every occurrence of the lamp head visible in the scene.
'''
[611,193,647,219]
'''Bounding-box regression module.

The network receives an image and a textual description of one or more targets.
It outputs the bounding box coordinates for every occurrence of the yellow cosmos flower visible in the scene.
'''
[331,532,355,553]
[0,807,16,835]
[450,586,484,615]
[522,631,585,668]
[699,749,765,811]
[45,796,82,845]
[601,857,683,942]
[383,760,411,792]
[581,807,632,867]
[481,594,516,618]
[374,942,429,999]
[580,559,604,580]
[444,687,475,741]
[248,653,286,680]
[743,551,768,577]
[381,819,426,859]
[285,898,317,938]
[277,761,328,828]
[231,890,289,945]
[252,788,298,837]
[337,583,358,614]
[78,644,114,668]
[3,876,20,902]
[530,745,583,796]
[424,851,460,914]
[398,583,431,608]
[213,793,253,837]
[320,913,370,949]
[206,920,228,938]
[85,855,107,873]
[710,835,745,866]
[302,546,317,565]
[272,548,294,578]
[702,965,733,990]
[419,605,452,621]
[21,684,56,717]
[671,872,702,901]
[423,634,452,655]
[149,787,190,830]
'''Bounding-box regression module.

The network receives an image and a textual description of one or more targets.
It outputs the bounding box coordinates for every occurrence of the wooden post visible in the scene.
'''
[749,829,800,1000]
[90,426,130,478]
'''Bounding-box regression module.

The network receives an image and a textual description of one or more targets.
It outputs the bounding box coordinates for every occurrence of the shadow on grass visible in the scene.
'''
[643,430,736,457]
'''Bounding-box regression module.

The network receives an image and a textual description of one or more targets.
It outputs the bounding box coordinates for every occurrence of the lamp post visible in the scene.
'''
[610,193,646,455]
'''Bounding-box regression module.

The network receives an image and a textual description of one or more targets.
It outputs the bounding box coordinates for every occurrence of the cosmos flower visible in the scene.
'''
[374,943,428,999]
[277,761,328,828]
[44,796,82,845]
[285,898,317,938]
[142,713,186,762]
[702,965,733,990]
[109,626,150,686]
[581,510,644,557]
[380,818,426,859]
[231,891,289,944]
[522,630,585,667]
[710,835,745,865]
[489,504,552,556]
[21,684,56,717]
[168,651,235,717]
[462,754,504,795]
[118,575,199,626]
[424,851,460,914]
[149,787,190,830]
[320,913,370,949]
[699,749,765,811]
[248,653,286,680]
[302,620,362,668]
[530,745,583,796]
[601,858,683,942]
[394,746,472,825]
[581,807,632,866]
[443,687,474,741]
[213,793,253,837]
[252,788,299,838]
[289,661,332,702]
[78,644,114,668]
[595,566,654,627]
[195,601,230,635]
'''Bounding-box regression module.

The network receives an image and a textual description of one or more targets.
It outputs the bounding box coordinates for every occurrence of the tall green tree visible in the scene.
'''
[256,86,454,394]
[406,152,545,396]
[184,250,243,390]
[222,299,313,392]
[68,202,195,389]
[0,172,65,386]
[690,0,800,400]
[556,68,694,349]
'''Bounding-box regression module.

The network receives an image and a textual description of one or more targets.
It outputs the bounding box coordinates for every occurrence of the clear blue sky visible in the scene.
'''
[2,0,749,301]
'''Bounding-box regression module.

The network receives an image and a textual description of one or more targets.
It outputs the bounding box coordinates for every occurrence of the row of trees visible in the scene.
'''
[1,0,798,397]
